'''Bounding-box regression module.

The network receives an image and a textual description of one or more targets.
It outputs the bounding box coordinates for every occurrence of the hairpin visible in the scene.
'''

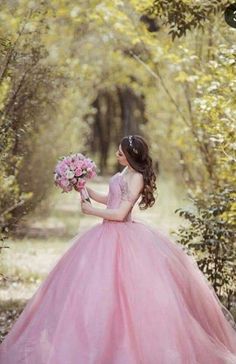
[128,135,138,154]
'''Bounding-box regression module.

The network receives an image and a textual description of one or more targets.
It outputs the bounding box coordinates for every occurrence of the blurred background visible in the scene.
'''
[0,0,235,340]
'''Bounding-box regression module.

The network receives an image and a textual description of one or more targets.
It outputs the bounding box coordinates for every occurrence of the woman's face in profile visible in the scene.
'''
[116,144,128,166]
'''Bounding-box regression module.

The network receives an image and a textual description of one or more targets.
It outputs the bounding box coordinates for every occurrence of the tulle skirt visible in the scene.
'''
[0,220,236,363]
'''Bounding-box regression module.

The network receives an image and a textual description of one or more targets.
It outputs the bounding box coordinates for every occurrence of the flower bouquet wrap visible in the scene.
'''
[53,153,98,203]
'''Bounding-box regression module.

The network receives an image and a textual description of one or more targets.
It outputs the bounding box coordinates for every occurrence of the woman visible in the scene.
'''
[0,134,236,363]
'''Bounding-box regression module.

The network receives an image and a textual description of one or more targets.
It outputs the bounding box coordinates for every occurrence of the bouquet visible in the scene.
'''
[53,153,98,203]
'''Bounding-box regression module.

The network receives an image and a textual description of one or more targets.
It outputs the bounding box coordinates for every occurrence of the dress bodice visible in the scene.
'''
[103,172,141,223]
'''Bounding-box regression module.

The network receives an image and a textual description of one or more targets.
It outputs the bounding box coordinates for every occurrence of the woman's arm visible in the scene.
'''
[90,206,123,221]
[86,186,108,205]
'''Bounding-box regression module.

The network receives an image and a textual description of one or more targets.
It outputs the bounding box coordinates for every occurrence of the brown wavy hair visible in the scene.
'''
[120,135,158,210]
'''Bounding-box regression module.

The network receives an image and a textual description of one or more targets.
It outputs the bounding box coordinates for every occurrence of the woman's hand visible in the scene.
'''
[85,186,92,197]
[80,200,94,215]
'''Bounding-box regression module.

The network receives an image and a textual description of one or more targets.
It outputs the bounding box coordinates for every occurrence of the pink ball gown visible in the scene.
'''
[0,171,236,364]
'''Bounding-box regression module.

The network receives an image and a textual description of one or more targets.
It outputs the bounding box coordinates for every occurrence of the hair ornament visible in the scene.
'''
[128,135,138,154]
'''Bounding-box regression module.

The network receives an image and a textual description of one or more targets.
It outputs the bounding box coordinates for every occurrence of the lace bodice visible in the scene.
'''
[103,172,141,223]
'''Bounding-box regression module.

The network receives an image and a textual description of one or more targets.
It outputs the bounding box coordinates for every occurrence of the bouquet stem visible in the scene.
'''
[80,187,91,204]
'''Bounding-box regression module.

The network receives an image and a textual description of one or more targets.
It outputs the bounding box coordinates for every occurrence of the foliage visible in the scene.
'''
[147,0,232,40]
[174,185,236,310]
[159,40,236,189]
[0,7,63,243]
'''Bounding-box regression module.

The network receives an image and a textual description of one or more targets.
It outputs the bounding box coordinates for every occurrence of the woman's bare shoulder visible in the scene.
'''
[130,171,144,188]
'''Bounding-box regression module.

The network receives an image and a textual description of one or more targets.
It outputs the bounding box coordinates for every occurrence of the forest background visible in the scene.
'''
[0,0,235,340]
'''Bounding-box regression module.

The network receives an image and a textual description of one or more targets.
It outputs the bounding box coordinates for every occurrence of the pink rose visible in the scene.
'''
[75,167,83,177]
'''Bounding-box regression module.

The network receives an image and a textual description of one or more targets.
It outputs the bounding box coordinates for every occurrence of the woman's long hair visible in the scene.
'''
[120,135,158,210]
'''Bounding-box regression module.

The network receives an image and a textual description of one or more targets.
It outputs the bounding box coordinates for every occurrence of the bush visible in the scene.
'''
[174,185,236,312]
